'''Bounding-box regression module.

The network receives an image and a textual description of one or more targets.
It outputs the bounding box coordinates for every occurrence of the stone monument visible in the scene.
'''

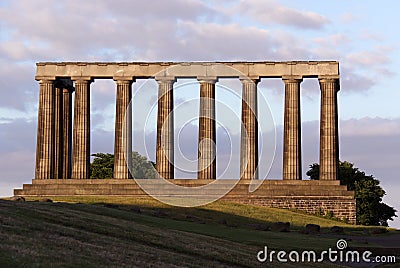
[14,61,356,223]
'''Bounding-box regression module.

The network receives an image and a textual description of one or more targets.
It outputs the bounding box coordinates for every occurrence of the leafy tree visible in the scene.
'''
[130,151,157,179]
[90,152,157,179]
[307,161,397,226]
[90,153,114,179]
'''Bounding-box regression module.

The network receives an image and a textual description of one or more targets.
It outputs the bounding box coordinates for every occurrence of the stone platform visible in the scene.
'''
[14,179,356,223]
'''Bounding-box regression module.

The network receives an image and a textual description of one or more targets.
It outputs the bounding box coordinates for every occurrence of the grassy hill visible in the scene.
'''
[0,196,398,267]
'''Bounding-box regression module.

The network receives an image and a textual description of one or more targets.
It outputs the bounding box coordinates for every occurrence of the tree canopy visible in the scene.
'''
[90,152,157,179]
[307,161,397,226]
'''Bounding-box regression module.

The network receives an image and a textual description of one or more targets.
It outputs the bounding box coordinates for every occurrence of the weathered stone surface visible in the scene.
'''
[113,79,132,179]
[54,86,63,179]
[319,78,339,180]
[330,226,344,233]
[62,87,73,179]
[35,79,55,179]
[54,81,74,179]
[248,223,270,231]
[240,78,259,180]
[71,78,92,179]
[271,222,290,232]
[10,196,25,202]
[36,61,340,79]
[39,198,53,203]
[155,78,175,179]
[305,223,320,234]
[197,78,217,180]
[283,77,302,180]
[14,179,356,223]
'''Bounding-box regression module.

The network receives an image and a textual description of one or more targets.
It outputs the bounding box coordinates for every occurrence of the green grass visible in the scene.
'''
[0,196,397,267]
[38,196,391,232]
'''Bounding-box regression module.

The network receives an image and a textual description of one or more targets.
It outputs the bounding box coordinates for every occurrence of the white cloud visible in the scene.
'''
[313,33,351,47]
[234,0,329,29]
[0,0,225,61]
[339,68,376,93]
[174,21,277,60]
[339,12,357,23]
[0,62,37,111]
[347,50,390,66]
[311,36,394,93]
[340,117,400,137]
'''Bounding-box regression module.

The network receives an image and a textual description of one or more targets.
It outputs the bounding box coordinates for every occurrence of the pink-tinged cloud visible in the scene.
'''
[313,33,351,47]
[340,117,400,137]
[234,0,329,29]
[347,50,390,66]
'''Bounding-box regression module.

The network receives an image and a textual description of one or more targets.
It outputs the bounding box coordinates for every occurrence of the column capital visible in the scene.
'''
[197,76,218,84]
[318,75,340,81]
[240,76,260,84]
[113,76,135,84]
[282,75,303,83]
[155,76,176,84]
[71,76,93,83]
[318,76,340,91]
[36,76,56,83]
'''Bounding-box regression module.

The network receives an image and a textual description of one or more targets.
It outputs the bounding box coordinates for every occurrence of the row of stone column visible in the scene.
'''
[155,77,260,180]
[155,76,339,181]
[35,77,132,180]
[35,76,339,181]
[282,77,339,180]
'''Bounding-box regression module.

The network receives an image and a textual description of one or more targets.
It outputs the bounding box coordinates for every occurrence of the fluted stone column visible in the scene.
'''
[319,78,340,180]
[156,77,175,179]
[35,79,55,179]
[54,87,63,179]
[62,87,73,179]
[197,77,217,180]
[113,78,133,179]
[240,78,259,180]
[283,77,302,180]
[72,78,92,179]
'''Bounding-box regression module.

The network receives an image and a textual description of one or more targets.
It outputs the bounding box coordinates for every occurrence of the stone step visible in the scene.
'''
[14,187,353,197]
[30,179,341,186]
[18,184,349,192]
[18,184,350,194]
[15,178,353,198]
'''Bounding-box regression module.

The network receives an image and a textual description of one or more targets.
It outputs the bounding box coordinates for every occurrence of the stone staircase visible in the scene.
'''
[14,179,350,197]
[14,179,356,223]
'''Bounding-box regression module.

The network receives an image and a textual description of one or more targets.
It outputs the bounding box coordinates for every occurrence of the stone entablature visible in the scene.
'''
[36,61,339,80]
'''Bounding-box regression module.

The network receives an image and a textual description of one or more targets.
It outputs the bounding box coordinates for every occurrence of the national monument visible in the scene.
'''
[14,61,356,223]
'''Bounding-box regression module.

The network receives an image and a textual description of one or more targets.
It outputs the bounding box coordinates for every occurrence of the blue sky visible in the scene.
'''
[0,0,399,227]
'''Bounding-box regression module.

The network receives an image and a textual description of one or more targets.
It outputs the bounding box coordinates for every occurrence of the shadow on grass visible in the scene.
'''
[1,198,398,267]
